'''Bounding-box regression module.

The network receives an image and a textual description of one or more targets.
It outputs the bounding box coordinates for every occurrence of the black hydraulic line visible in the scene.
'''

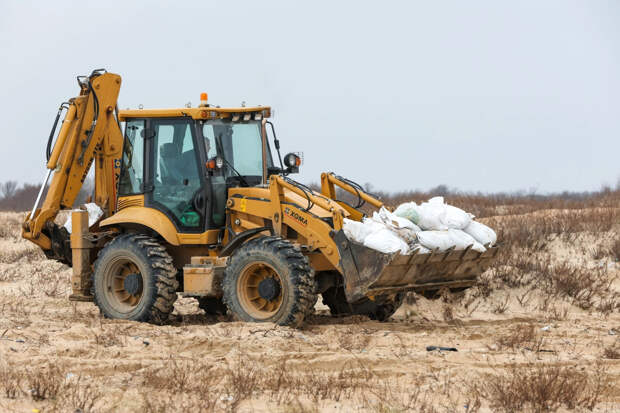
[76,70,107,165]
[77,76,100,165]
[46,102,70,162]
[265,121,284,172]
[282,176,316,211]
[332,173,380,209]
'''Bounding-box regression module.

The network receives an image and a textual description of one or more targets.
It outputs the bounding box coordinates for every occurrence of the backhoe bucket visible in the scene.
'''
[334,230,500,302]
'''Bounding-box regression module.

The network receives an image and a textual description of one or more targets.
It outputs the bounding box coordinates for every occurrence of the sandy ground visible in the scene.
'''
[0,210,619,412]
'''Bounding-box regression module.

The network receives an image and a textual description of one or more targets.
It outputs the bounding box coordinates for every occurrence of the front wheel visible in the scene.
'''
[222,236,316,328]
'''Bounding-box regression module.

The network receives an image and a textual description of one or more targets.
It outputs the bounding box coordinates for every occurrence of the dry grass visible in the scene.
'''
[469,362,611,412]
[603,343,620,360]
[495,324,545,352]
[612,238,620,262]
[0,361,102,411]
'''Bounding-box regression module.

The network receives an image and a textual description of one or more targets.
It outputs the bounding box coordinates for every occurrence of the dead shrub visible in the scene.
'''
[0,363,21,399]
[143,393,217,413]
[93,325,126,348]
[53,375,103,413]
[23,362,65,401]
[495,324,544,352]
[143,357,219,407]
[611,238,620,261]
[603,343,620,359]
[491,295,510,314]
[469,362,610,412]
[224,359,258,408]
[442,304,455,322]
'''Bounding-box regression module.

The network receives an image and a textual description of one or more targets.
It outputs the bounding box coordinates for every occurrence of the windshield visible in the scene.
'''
[202,120,273,179]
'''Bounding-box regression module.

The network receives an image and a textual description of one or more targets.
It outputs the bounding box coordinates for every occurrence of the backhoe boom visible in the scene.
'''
[22,71,123,262]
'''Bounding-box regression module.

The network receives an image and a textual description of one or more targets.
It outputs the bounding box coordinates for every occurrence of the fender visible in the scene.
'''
[100,206,220,245]
[100,206,182,246]
[219,227,272,257]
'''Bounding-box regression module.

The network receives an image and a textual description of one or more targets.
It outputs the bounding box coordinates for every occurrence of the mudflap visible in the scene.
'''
[334,230,500,302]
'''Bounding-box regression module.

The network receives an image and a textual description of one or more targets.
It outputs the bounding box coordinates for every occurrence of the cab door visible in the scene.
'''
[145,118,207,233]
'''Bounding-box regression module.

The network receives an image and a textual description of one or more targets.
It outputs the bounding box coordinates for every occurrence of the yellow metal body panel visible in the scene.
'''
[183,266,219,296]
[100,206,219,246]
[118,106,270,121]
[226,178,355,272]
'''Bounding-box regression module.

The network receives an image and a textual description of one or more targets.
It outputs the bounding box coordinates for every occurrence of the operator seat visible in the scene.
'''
[159,143,184,185]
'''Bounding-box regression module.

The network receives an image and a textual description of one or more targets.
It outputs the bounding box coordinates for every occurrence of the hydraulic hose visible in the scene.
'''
[46,103,70,162]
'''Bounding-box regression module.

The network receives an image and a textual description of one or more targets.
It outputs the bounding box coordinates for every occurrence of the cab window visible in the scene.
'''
[118,120,145,195]
[151,119,203,229]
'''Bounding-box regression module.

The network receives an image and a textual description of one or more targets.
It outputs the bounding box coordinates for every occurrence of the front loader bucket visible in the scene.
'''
[334,230,500,302]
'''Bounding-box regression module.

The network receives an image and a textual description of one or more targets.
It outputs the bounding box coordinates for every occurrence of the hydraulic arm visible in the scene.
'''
[22,70,123,262]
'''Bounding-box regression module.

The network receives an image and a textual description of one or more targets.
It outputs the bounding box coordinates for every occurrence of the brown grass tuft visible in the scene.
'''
[495,324,545,352]
[469,362,610,412]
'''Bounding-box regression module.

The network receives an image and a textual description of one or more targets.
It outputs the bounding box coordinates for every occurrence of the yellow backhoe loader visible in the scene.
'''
[22,70,499,327]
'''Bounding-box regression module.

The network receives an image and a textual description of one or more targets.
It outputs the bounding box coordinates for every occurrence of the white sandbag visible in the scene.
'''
[464,220,497,246]
[343,218,384,244]
[448,229,486,252]
[371,207,421,243]
[393,202,420,225]
[417,231,455,252]
[414,202,448,231]
[443,205,474,230]
[363,228,409,254]
[392,227,419,244]
[63,203,104,233]
[343,219,367,244]
[372,207,418,230]
[417,229,486,253]
[411,197,473,231]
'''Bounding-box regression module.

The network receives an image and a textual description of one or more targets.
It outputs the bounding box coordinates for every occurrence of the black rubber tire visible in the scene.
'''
[197,297,227,315]
[321,286,404,321]
[92,234,179,324]
[222,236,316,328]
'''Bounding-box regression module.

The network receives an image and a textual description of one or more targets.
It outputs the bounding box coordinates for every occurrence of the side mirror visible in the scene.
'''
[283,153,301,174]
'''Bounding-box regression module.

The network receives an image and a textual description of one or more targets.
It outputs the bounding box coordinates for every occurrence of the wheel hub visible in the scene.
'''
[123,273,143,296]
[258,277,281,301]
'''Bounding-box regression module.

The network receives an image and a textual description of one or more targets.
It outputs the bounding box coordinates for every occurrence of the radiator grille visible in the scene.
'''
[116,196,144,211]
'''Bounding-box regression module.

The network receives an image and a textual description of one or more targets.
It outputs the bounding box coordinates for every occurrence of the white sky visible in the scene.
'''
[1,0,618,193]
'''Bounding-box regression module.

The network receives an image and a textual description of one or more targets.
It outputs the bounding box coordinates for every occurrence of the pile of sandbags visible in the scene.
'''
[343,196,497,255]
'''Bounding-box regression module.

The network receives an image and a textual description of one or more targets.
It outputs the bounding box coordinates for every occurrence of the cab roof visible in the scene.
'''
[117,106,271,121]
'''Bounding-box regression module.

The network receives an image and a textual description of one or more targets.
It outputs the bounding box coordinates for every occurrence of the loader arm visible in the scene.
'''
[22,70,123,262]
[320,172,383,220]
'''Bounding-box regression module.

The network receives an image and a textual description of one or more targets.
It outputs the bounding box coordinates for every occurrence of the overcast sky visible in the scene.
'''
[1,1,618,193]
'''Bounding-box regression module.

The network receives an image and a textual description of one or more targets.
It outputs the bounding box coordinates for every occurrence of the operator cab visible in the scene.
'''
[116,102,299,236]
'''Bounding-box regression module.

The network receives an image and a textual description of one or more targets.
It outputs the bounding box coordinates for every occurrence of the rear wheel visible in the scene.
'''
[222,236,316,327]
[92,234,178,324]
[321,286,404,321]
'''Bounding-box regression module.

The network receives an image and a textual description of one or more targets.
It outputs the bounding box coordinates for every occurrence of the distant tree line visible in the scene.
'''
[0,176,618,213]
[0,179,94,212]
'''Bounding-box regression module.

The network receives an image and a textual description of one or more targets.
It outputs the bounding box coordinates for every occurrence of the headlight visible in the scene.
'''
[215,156,224,169]
[284,153,301,168]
